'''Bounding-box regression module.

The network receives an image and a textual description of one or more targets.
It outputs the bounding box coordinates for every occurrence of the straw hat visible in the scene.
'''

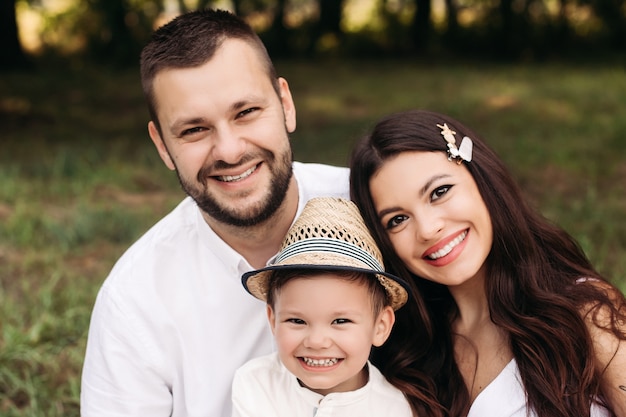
[242,197,409,310]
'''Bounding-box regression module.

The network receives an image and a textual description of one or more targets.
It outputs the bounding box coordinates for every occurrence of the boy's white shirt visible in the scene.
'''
[232,353,413,417]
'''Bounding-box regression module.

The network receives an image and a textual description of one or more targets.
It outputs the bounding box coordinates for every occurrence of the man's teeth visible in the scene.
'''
[302,357,339,367]
[219,165,257,182]
[428,231,467,260]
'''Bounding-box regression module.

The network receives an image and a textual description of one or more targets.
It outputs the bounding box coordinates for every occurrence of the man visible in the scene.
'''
[80,9,349,417]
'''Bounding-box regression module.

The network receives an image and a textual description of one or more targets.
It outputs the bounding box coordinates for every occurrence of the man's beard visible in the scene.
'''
[175,148,293,227]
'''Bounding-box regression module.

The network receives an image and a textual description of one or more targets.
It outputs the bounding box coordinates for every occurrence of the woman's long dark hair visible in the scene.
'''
[350,109,626,416]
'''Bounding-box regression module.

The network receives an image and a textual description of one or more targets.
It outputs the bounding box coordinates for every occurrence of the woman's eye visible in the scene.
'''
[332,318,351,325]
[385,214,408,230]
[431,185,452,201]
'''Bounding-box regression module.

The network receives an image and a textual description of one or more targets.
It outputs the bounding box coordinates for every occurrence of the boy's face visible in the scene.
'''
[267,273,394,395]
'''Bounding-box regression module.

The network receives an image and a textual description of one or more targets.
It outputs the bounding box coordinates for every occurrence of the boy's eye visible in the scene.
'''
[286,318,305,325]
[431,185,452,201]
[332,318,352,325]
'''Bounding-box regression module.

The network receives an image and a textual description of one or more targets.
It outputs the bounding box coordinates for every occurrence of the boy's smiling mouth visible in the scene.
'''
[301,357,340,367]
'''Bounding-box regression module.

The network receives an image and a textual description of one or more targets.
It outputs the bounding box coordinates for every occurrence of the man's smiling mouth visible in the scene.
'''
[217,164,257,182]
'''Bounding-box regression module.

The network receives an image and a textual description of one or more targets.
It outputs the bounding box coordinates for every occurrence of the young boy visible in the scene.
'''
[232,197,414,417]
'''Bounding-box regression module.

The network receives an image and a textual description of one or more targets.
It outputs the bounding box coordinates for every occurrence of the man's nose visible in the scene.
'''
[210,125,247,164]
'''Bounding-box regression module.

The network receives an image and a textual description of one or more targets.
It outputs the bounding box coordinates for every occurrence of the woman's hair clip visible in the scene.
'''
[437,123,473,164]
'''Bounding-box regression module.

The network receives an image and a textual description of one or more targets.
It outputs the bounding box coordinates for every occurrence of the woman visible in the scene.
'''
[349,109,626,417]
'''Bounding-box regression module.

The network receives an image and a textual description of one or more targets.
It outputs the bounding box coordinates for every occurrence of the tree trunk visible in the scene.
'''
[91,0,138,65]
[308,0,344,55]
[264,0,290,57]
[443,0,459,43]
[411,0,432,52]
[0,0,30,70]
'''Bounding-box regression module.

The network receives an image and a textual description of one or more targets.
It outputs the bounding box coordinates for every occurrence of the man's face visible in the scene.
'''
[148,39,297,227]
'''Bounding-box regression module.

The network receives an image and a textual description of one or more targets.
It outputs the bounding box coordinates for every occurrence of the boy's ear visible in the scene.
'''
[266,305,277,336]
[372,306,395,347]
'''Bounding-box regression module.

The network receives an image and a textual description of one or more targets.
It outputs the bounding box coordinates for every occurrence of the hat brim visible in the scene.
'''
[242,263,410,311]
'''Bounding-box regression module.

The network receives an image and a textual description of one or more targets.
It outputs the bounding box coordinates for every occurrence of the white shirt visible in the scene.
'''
[232,353,413,417]
[80,162,350,417]
[468,359,610,417]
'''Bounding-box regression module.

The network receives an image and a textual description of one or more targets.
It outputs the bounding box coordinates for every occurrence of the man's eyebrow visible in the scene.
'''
[170,117,207,134]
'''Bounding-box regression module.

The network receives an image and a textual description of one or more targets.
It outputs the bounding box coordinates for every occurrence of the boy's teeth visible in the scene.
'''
[219,165,256,182]
[428,230,467,260]
[302,357,339,367]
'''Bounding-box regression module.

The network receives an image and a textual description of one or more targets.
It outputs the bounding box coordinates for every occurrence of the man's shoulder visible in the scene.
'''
[124,196,197,249]
[293,161,349,177]
[293,161,350,197]
[103,197,201,281]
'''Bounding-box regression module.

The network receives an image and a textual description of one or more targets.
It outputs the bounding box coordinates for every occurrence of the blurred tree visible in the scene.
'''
[266,0,290,56]
[307,0,344,54]
[1,0,31,70]
[587,0,626,49]
[410,0,432,51]
[86,0,140,65]
[442,0,460,44]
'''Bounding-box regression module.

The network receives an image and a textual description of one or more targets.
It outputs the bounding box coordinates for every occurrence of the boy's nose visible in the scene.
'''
[303,327,331,349]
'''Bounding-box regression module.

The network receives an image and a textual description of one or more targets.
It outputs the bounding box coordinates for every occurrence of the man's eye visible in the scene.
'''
[386,214,408,230]
[237,107,258,118]
[431,185,452,201]
[181,127,206,136]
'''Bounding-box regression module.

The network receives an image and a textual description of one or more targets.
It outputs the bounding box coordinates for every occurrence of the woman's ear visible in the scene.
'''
[372,306,395,347]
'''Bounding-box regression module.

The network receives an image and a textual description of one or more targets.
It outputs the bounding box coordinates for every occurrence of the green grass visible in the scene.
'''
[1,60,625,415]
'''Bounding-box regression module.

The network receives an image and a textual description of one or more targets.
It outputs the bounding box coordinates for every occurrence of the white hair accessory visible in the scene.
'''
[437,123,473,164]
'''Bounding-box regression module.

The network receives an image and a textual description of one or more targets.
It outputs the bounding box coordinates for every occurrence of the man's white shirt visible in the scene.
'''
[80,162,350,417]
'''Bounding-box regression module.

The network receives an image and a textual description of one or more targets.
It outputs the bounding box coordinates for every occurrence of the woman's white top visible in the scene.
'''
[468,359,609,416]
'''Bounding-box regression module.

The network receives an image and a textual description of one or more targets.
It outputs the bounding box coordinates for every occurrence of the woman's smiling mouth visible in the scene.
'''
[425,230,468,260]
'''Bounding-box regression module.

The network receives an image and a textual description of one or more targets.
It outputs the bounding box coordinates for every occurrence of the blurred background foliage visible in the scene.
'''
[3,0,626,71]
[1,1,626,416]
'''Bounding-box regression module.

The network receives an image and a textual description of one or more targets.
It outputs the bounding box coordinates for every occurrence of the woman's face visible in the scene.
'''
[369,151,493,288]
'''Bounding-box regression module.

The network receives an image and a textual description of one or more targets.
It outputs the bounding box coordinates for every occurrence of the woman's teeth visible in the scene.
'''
[302,357,339,367]
[219,165,257,182]
[428,230,467,260]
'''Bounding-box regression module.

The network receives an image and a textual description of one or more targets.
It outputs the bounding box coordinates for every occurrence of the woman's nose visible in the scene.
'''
[414,209,444,242]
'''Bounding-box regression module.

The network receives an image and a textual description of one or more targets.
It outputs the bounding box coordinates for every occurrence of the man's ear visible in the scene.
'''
[266,304,277,336]
[277,77,296,134]
[148,121,176,171]
[372,306,395,347]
